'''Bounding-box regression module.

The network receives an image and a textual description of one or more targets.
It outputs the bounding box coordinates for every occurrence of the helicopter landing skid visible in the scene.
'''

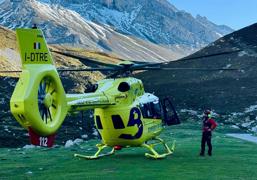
[141,137,175,159]
[74,144,115,160]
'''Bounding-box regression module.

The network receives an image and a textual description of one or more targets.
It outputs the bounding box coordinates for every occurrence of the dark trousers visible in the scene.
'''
[200,132,212,155]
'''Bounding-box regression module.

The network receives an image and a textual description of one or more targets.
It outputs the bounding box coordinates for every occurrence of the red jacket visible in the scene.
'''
[202,118,217,132]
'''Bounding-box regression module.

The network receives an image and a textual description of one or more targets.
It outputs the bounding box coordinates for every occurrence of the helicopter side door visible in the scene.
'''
[161,97,180,126]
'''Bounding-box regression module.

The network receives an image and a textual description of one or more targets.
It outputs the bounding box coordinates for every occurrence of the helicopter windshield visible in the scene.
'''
[140,100,161,119]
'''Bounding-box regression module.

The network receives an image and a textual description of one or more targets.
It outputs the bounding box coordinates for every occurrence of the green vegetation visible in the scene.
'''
[0,123,257,180]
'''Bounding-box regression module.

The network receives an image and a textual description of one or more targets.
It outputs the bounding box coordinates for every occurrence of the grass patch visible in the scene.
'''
[0,123,257,180]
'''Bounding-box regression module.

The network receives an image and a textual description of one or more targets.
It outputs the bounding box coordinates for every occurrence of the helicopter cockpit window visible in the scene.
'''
[140,101,161,119]
[151,102,161,119]
[95,115,103,129]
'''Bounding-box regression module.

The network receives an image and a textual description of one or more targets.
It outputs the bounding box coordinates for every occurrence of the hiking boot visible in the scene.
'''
[199,153,205,156]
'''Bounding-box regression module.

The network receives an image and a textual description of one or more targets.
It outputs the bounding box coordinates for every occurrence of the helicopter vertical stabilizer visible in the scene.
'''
[16,28,54,66]
[10,28,68,147]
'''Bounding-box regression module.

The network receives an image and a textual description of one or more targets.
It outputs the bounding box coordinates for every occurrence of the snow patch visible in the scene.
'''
[231,112,244,116]
[238,51,247,57]
[238,50,257,58]
[224,64,231,68]
[215,32,223,37]
[23,144,36,149]
[180,109,198,115]
[244,105,257,113]
[4,126,10,133]
[227,134,257,144]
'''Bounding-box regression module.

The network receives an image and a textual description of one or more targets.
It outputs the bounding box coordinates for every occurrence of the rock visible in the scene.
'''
[73,138,83,144]
[231,125,240,129]
[23,145,36,149]
[64,140,74,148]
[251,126,257,133]
[81,134,88,139]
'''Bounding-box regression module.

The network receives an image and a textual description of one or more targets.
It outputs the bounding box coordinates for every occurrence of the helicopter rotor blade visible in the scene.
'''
[0,67,240,74]
[57,67,120,72]
[0,67,120,74]
[161,67,239,71]
[0,70,22,73]
[128,50,241,69]
[52,49,167,68]
[129,49,242,72]
[133,67,239,71]
[177,49,242,61]
[51,50,123,68]
[107,71,123,79]
[131,62,164,69]
[0,49,242,75]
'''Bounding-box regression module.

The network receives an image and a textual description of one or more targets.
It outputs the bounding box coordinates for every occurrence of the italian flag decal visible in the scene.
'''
[34,42,41,50]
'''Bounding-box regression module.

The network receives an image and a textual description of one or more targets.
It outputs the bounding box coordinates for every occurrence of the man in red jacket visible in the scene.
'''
[200,110,217,156]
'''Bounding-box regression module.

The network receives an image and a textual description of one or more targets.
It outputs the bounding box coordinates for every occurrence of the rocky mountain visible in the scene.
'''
[195,15,233,36]
[41,0,233,47]
[0,0,233,62]
[0,0,189,62]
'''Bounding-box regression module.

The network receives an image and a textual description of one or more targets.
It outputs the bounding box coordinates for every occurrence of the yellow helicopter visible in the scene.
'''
[3,27,239,159]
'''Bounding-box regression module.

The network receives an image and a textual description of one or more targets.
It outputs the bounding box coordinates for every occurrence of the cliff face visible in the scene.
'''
[49,0,233,47]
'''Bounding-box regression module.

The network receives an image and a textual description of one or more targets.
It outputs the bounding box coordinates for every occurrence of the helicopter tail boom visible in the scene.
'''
[66,92,116,112]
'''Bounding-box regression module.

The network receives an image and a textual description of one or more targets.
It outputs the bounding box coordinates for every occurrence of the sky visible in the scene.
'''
[169,0,257,30]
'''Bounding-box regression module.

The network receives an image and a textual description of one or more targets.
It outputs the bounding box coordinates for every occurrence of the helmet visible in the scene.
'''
[204,109,211,115]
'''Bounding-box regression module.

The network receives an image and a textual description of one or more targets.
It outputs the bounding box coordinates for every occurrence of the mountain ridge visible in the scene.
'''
[0,0,233,62]
[0,0,188,62]
[44,0,233,47]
